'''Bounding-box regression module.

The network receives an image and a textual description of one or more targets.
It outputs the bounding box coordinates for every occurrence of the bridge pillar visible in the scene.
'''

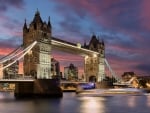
[84,55,105,82]
[14,79,62,98]
[15,82,34,97]
[84,55,98,82]
[84,34,105,82]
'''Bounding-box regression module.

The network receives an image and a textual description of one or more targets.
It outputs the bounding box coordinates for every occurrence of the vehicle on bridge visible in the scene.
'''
[60,81,95,92]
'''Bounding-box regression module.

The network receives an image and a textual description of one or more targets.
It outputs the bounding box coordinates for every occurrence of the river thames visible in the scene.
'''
[0,92,150,113]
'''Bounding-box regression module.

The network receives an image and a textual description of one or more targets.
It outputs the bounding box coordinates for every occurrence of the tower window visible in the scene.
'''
[34,57,37,63]
[44,32,47,37]
[34,23,37,30]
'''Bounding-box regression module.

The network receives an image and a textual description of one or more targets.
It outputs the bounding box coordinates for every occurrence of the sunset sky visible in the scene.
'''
[0,0,150,77]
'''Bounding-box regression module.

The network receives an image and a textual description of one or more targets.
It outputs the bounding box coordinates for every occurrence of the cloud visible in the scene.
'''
[0,36,22,59]
[135,64,150,75]
[140,0,150,30]
[1,0,150,76]
[1,21,22,38]
[42,0,150,75]
[0,0,25,12]
[51,0,144,46]
[0,10,23,53]
[0,36,22,47]
[51,0,141,29]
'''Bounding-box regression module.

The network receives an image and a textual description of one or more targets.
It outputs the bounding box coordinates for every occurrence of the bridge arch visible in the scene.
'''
[89,75,97,82]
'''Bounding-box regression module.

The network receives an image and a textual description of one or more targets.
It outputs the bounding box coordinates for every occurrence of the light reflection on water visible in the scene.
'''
[0,92,150,113]
[146,94,150,107]
[127,96,136,108]
[79,97,106,113]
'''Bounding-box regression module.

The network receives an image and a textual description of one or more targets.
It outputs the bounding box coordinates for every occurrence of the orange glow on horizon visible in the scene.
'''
[0,48,15,56]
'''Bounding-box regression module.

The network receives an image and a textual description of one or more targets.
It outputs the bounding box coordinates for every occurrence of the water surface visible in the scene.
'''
[0,92,150,113]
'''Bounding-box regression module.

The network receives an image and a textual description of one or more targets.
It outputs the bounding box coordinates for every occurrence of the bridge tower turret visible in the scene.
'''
[23,10,52,79]
[84,34,105,82]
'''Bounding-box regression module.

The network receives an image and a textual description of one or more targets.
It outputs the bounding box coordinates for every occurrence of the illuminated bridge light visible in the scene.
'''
[77,43,81,48]
[85,56,89,59]
[93,53,97,58]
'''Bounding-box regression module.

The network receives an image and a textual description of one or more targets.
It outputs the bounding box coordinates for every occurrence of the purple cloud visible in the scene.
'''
[49,0,150,76]
[0,0,150,75]
[0,0,25,12]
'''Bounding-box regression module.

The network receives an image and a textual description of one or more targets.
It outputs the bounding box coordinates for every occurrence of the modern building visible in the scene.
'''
[51,58,60,78]
[3,60,19,79]
[64,63,78,80]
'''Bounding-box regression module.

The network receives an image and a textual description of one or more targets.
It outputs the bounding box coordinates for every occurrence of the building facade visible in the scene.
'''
[23,10,52,79]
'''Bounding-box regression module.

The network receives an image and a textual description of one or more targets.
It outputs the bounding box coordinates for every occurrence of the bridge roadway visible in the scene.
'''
[0,79,34,83]
[0,79,88,84]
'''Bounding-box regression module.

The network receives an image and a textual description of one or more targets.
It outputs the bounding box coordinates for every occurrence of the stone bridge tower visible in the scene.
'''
[23,10,52,79]
[84,35,105,82]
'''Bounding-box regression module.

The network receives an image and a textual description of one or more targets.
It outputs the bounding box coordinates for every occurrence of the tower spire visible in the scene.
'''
[48,16,51,28]
[32,9,43,24]
[23,19,27,30]
[84,39,87,47]
[36,8,40,15]
[102,39,104,45]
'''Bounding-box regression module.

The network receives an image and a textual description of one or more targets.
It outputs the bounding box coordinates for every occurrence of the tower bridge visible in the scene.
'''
[0,11,119,97]
[21,10,106,82]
